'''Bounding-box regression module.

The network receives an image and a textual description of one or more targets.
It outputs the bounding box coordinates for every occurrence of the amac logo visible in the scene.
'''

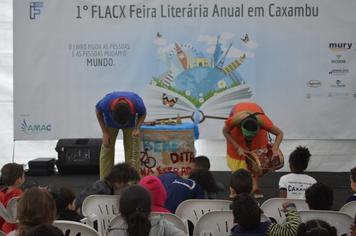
[21,119,51,135]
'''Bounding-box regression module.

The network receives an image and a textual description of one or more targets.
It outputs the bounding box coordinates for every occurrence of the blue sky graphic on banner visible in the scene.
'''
[13,0,356,140]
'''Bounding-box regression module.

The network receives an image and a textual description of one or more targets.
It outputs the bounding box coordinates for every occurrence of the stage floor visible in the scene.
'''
[24,171,352,210]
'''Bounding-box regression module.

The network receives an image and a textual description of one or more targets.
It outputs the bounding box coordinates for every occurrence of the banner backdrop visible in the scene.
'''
[14,0,356,140]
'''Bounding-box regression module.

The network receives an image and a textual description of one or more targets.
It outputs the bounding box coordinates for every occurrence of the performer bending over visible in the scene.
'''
[223,102,283,198]
[96,91,146,178]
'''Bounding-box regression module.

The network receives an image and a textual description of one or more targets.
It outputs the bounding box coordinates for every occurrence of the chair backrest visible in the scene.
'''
[53,220,100,236]
[81,195,120,235]
[194,210,234,236]
[151,212,188,234]
[175,199,232,227]
[298,210,353,236]
[339,201,356,217]
[260,198,309,224]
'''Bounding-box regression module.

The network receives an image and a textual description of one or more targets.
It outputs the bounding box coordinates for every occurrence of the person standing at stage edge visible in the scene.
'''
[96,91,146,178]
[223,102,283,198]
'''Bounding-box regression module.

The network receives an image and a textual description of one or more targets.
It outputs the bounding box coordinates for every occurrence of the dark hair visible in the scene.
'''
[112,102,133,125]
[305,183,333,210]
[17,187,57,236]
[189,169,221,195]
[230,169,253,195]
[289,146,311,173]
[297,220,337,236]
[27,224,64,236]
[119,185,151,236]
[105,163,140,184]
[241,117,259,132]
[232,193,261,230]
[351,166,356,182]
[50,186,76,210]
[1,162,24,186]
[192,155,210,170]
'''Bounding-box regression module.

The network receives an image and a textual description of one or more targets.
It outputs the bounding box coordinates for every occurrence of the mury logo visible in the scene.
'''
[21,119,52,135]
[329,42,352,51]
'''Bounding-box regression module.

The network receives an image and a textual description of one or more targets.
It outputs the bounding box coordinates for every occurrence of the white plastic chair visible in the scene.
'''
[339,201,356,217]
[298,210,353,236]
[194,210,234,236]
[175,199,232,228]
[81,195,120,236]
[260,198,309,223]
[151,212,188,234]
[53,220,100,236]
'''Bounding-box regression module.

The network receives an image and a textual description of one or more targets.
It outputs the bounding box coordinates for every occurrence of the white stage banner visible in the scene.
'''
[14,0,356,140]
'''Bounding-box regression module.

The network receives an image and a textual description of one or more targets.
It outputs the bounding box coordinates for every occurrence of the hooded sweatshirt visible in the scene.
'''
[139,176,170,213]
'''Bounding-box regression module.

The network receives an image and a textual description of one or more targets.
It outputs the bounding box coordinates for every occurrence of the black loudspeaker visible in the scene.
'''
[55,138,102,175]
[27,158,56,176]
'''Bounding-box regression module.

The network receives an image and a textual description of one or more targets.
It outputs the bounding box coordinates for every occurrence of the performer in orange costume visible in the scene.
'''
[223,102,283,198]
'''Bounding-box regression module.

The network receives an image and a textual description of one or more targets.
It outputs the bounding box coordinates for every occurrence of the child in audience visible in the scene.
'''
[7,187,57,236]
[0,163,25,233]
[26,224,64,236]
[158,172,204,213]
[231,193,301,236]
[139,175,170,213]
[297,220,337,236]
[279,146,316,199]
[75,163,140,211]
[191,155,210,172]
[229,169,253,199]
[107,185,186,236]
[346,166,356,202]
[305,182,333,210]
[189,168,226,199]
[50,186,82,221]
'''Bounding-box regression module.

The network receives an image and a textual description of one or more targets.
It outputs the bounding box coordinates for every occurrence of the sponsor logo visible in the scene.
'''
[329,42,352,51]
[329,69,349,75]
[328,92,349,98]
[331,79,346,88]
[331,55,346,64]
[306,80,322,88]
[306,93,325,99]
[21,119,51,135]
[30,2,43,20]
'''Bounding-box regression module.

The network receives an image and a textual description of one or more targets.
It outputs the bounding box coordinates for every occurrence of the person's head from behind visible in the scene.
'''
[51,186,76,211]
[105,163,140,192]
[119,185,151,236]
[289,146,311,173]
[17,187,56,235]
[26,224,64,236]
[350,166,356,192]
[139,175,167,209]
[111,100,133,126]
[232,193,261,230]
[1,162,24,188]
[191,155,210,171]
[305,183,333,210]
[297,220,337,236]
[240,116,260,141]
[229,169,252,199]
[189,168,220,194]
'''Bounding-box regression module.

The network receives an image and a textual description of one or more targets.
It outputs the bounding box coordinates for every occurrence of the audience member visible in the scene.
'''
[189,169,226,199]
[50,186,82,222]
[346,166,356,202]
[75,163,140,211]
[26,224,64,236]
[158,172,204,213]
[107,185,185,236]
[305,182,333,210]
[231,193,301,236]
[139,175,169,213]
[229,169,253,199]
[0,163,25,233]
[191,155,210,172]
[279,146,316,199]
[7,187,56,236]
[297,220,337,236]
